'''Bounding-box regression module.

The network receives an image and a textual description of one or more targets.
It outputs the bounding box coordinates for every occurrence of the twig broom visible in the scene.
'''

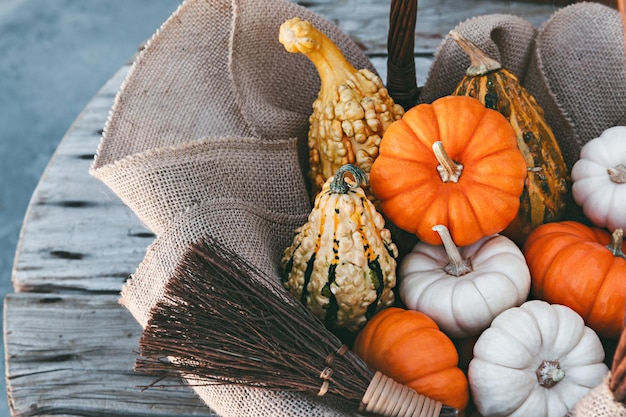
[135,238,459,417]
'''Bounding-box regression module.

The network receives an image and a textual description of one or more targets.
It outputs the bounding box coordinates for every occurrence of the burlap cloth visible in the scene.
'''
[90,0,625,416]
[567,374,626,417]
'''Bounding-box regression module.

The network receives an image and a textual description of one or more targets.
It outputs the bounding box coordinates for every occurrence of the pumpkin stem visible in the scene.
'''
[448,30,502,76]
[330,164,367,194]
[607,228,626,259]
[536,360,565,388]
[432,225,472,277]
[608,164,626,184]
[432,141,464,183]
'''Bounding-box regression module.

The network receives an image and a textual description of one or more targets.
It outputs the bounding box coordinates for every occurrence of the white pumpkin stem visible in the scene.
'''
[536,360,565,388]
[432,225,472,277]
[608,164,626,184]
[607,228,625,260]
[432,141,463,183]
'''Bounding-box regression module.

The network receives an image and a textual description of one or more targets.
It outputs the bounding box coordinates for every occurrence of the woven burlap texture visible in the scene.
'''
[91,0,375,415]
[567,374,626,417]
[89,0,625,416]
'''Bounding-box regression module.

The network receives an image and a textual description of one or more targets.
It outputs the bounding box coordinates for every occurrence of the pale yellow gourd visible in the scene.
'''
[279,17,404,200]
[281,165,397,332]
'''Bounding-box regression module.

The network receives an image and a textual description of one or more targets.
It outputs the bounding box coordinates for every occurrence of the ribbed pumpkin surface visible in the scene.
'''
[370,95,527,247]
[451,32,569,244]
[523,221,626,339]
[353,307,469,410]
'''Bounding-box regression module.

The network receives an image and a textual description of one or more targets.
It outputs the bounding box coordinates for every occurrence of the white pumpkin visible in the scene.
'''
[398,225,530,338]
[469,300,609,417]
[571,126,626,231]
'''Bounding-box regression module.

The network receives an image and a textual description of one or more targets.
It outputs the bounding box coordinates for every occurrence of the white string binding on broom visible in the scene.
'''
[360,371,443,417]
[318,344,349,396]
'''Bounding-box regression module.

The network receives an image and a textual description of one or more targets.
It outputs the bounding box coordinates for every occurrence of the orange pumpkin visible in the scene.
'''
[370,95,527,246]
[353,307,469,410]
[523,220,626,339]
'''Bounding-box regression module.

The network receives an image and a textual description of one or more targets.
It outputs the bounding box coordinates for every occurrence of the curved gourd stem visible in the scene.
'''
[607,228,625,260]
[279,17,357,103]
[432,225,472,277]
[432,141,463,183]
[330,164,367,194]
[448,30,501,76]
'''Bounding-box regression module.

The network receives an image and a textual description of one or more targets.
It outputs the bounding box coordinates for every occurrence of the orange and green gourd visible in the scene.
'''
[450,30,569,245]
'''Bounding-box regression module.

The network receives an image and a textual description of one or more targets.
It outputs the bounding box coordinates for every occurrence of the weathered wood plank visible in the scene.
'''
[4,293,216,417]
[11,65,152,294]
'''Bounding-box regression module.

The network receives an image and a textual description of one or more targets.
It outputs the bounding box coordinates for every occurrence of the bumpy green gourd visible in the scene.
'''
[281,164,397,332]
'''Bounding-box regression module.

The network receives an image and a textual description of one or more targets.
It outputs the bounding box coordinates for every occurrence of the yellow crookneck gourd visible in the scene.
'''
[281,164,398,333]
[279,17,405,201]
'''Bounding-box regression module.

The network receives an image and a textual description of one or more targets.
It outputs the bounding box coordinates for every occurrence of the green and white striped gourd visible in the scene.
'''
[281,164,398,332]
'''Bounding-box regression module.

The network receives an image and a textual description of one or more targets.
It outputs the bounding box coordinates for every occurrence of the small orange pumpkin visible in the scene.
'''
[370,95,527,246]
[523,220,626,339]
[353,307,469,410]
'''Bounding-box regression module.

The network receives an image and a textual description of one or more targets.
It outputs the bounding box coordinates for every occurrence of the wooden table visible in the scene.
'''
[4,1,559,415]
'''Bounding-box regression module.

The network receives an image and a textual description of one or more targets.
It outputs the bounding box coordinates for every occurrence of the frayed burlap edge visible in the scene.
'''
[567,374,626,417]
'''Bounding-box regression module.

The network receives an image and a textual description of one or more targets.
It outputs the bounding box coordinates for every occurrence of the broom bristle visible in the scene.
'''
[136,238,373,403]
[135,238,459,417]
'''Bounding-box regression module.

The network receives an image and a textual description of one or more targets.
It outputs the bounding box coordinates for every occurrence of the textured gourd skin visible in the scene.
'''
[281,166,398,332]
[451,32,569,245]
[279,18,404,201]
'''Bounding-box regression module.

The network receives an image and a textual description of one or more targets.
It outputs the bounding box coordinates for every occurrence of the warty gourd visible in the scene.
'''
[279,17,405,201]
[281,164,398,332]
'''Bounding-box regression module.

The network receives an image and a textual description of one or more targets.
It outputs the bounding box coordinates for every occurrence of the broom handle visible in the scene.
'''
[359,371,458,417]
[386,0,419,110]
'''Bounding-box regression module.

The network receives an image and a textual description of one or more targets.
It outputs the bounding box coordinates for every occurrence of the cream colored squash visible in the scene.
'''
[398,224,530,338]
[469,300,609,417]
[571,126,626,231]
[281,164,397,332]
